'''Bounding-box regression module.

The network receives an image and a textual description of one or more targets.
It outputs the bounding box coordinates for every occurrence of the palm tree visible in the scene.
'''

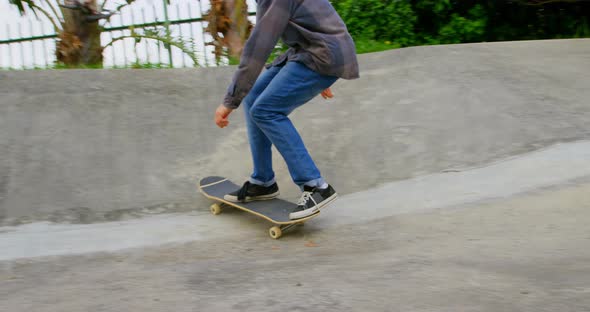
[10,0,111,67]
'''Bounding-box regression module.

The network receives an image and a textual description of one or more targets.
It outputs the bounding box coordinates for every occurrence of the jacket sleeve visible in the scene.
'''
[223,0,291,109]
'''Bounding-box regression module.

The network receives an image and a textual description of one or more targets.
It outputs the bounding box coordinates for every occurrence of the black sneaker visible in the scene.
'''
[289,185,338,220]
[224,181,280,203]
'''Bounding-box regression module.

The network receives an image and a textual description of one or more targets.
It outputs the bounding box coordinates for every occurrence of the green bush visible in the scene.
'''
[332,0,417,47]
[437,4,487,44]
[331,0,589,54]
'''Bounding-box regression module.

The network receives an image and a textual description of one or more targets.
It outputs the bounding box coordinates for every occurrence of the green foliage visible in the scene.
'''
[574,18,590,38]
[130,62,169,69]
[331,0,590,54]
[104,26,200,67]
[354,39,401,54]
[8,0,36,14]
[8,0,61,31]
[332,0,417,47]
[436,4,487,44]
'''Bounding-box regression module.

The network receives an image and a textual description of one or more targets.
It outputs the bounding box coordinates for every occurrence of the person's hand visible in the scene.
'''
[215,104,233,128]
[321,87,334,100]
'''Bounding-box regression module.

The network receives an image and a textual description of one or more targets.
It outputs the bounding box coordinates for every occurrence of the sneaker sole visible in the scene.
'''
[289,193,338,220]
[289,206,319,220]
[223,191,280,203]
[317,192,338,210]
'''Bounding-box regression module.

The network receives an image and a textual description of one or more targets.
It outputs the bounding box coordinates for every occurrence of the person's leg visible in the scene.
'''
[249,62,339,218]
[249,61,338,188]
[241,65,282,186]
[224,66,282,203]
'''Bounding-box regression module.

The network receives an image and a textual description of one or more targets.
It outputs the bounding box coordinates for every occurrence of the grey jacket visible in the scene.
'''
[223,0,359,109]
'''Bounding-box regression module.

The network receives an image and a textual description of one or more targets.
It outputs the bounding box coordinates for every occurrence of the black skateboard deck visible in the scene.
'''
[198,176,319,239]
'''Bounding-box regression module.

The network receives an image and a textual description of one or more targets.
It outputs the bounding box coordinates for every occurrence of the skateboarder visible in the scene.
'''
[214,0,359,219]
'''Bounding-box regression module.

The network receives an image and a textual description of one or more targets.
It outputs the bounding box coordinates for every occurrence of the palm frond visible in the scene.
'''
[9,0,36,15]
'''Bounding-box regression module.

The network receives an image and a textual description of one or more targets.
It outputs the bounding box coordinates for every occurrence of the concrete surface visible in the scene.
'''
[1,39,590,311]
[1,171,589,311]
[1,140,590,261]
[1,39,589,225]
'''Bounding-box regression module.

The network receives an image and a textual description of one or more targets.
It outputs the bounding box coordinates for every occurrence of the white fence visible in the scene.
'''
[0,0,257,69]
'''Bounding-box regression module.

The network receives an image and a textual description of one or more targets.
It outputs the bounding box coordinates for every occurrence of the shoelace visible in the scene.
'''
[297,191,316,207]
[237,181,251,201]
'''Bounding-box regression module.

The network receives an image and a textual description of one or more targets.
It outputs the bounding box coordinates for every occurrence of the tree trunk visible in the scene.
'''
[205,0,252,64]
[225,0,251,62]
[57,0,102,67]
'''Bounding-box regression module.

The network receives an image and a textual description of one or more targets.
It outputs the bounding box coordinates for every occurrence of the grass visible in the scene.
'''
[355,38,401,54]
[130,62,171,69]
[1,62,175,70]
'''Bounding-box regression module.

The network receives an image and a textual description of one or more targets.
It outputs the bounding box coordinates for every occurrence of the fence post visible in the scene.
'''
[41,20,48,68]
[29,19,35,68]
[162,0,173,68]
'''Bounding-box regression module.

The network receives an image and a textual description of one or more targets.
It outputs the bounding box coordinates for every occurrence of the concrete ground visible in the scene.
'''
[1,39,590,311]
[2,141,590,311]
[1,167,589,311]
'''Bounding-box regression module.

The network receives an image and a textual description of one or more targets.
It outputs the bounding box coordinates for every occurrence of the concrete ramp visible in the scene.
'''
[1,39,589,225]
[1,140,590,261]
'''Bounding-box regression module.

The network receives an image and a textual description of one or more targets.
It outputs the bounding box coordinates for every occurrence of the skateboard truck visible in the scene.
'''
[208,202,307,239]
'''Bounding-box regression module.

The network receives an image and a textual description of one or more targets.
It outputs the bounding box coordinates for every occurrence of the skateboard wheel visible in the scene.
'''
[269,226,282,239]
[210,203,222,215]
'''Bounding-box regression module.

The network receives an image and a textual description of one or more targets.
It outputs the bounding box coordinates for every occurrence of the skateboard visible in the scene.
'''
[198,176,319,239]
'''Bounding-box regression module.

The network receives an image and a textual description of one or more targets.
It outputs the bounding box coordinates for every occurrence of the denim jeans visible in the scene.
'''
[241,61,339,188]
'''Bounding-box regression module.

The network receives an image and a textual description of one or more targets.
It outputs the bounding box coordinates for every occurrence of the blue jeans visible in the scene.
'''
[242,61,339,188]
